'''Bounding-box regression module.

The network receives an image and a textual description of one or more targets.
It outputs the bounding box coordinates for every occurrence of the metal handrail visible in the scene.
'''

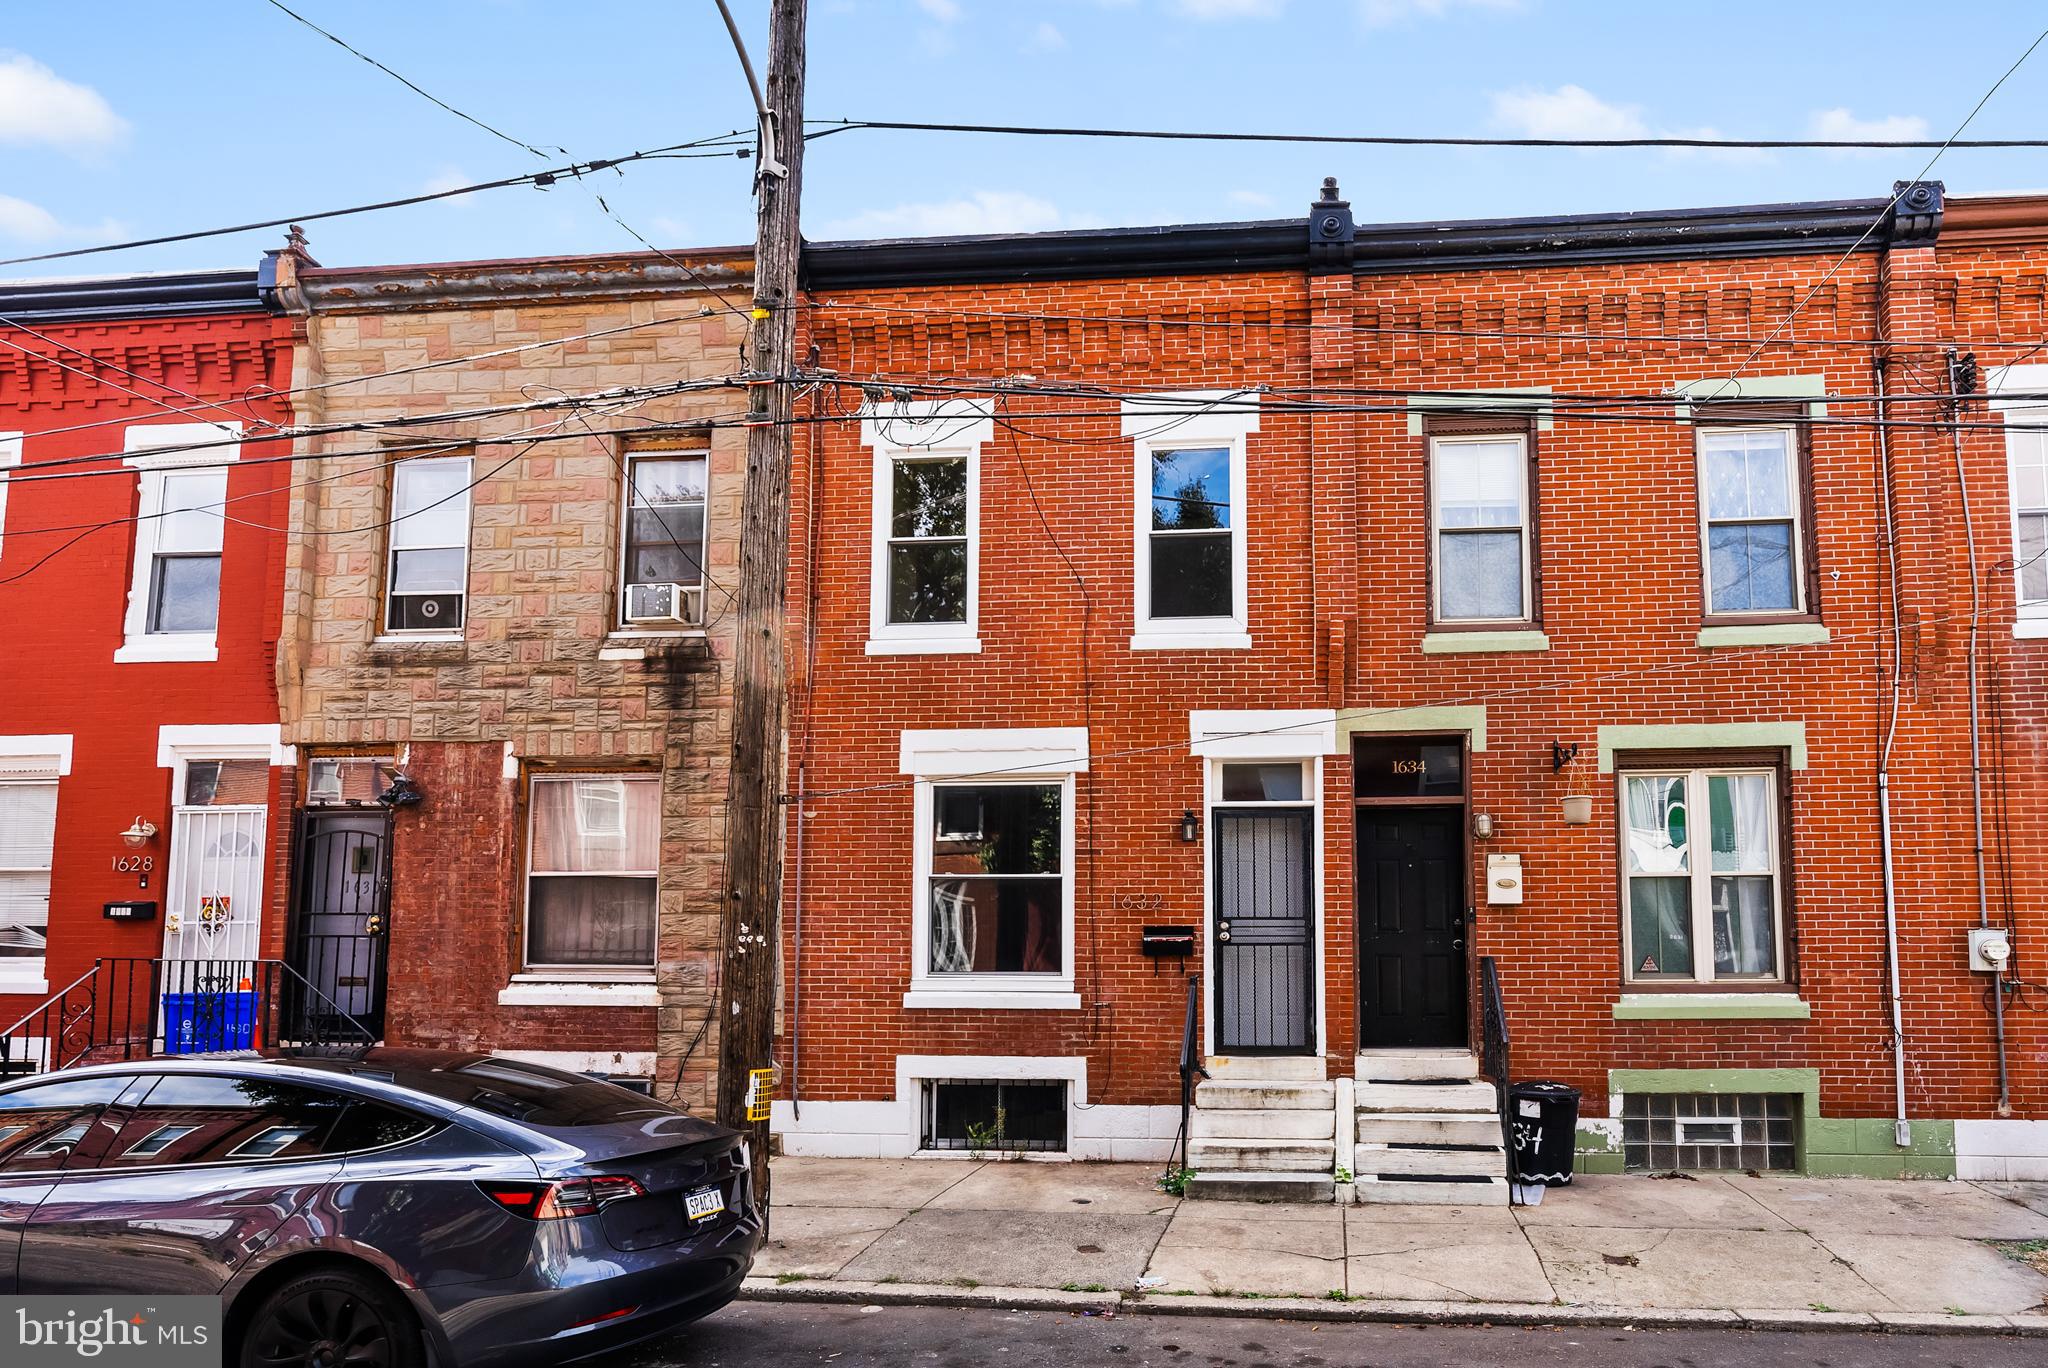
[1174,971,1205,1173]
[1478,955,1516,1206]
[1,964,100,1040]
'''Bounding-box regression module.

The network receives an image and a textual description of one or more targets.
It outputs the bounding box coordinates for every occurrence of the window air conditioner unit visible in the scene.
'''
[388,592,463,632]
[624,582,703,626]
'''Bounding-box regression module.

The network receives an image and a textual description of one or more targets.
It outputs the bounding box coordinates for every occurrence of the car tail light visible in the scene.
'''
[476,1176,646,1219]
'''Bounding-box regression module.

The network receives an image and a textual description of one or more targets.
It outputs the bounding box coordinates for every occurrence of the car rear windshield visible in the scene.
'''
[383,1058,678,1127]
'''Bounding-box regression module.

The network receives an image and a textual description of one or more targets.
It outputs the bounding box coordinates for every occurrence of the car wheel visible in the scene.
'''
[239,1269,424,1368]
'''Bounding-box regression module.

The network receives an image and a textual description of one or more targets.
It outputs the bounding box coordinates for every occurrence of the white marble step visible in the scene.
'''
[1187,1137,1336,1173]
[1353,1143,1505,1178]
[1205,1055,1326,1082]
[1353,1175,1509,1206]
[1195,1080,1335,1111]
[1354,1080,1497,1114]
[1192,1107,1335,1141]
[1354,1049,1479,1082]
[1355,1111,1505,1147]
[1185,1171,1336,1203]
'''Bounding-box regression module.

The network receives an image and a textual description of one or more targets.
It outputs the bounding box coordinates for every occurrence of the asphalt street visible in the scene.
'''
[617,1301,2039,1368]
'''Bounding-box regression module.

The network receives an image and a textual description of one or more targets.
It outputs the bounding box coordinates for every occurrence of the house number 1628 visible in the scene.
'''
[112,854,156,874]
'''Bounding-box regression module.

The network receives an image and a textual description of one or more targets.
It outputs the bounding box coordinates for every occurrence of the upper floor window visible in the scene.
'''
[2003,403,2048,618]
[864,400,989,654]
[1431,432,1535,624]
[1620,759,1786,985]
[385,456,471,635]
[1127,393,1258,650]
[525,774,658,973]
[1697,424,1809,618]
[0,432,20,563]
[117,423,239,664]
[619,446,708,629]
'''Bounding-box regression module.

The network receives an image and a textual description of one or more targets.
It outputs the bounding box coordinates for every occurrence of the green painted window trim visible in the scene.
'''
[1405,387,1553,435]
[1596,722,1807,772]
[1337,705,1487,752]
[1421,630,1550,655]
[1612,992,1811,1020]
[1670,374,1829,419]
[1696,623,1831,649]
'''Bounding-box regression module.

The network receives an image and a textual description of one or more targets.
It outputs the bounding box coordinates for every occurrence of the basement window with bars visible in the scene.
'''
[1622,1092,1797,1172]
[920,1079,1067,1153]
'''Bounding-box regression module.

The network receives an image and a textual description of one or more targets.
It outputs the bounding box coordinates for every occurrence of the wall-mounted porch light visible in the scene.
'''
[1472,812,1495,840]
[1179,809,1200,843]
[119,818,158,849]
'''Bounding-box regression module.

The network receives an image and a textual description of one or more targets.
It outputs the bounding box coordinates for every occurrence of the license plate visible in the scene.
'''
[684,1186,725,1222]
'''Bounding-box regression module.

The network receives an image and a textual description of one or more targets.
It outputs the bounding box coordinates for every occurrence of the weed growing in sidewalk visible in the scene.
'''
[1062,1283,1110,1293]
[1156,1166,1194,1197]
[774,1273,807,1285]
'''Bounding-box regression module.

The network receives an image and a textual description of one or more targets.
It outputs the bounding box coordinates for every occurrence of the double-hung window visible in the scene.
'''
[117,423,240,663]
[619,446,708,629]
[1697,424,1809,617]
[0,778,57,988]
[1620,760,1786,984]
[1148,447,1234,619]
[1127,393,1258,650]
[385,456,472,635]
[1998,395,2048,631]
[865,400,988,653]
[920,781,1068,981]
[525,774,658,973]
[1431,432,1535,623]
[0,432,20,562]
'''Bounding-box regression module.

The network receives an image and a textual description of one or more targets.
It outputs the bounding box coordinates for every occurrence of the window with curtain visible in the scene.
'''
[526,775,659,970]
[1147,446,1233,620]
[1431,434,1532,622]
[620,450,707,617]
[924,782,1064,977]
[2005,406,2048,611]
[0,781,57,973]
[1698,426,1803,615]
[1622,765,1783,983]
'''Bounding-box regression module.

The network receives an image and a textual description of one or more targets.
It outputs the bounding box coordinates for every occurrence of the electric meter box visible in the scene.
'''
[1486,853,1524,905]
[1968,927,2013,974]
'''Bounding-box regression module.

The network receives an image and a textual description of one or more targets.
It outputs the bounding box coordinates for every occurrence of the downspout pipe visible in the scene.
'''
[1945,349,2012,1117]
[1871,358,1912,1150]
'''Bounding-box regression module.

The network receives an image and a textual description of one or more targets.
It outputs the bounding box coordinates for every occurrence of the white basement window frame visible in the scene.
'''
[115,423,241,664]
[864,399,991,655]
[1126,392,1259,651]
[1991,364,2048,637]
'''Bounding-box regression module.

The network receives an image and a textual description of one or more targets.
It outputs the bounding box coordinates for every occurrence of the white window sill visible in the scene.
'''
[1421,629,1550,654]
[1612,991,1809,1020]
[1129,630,1253,652]
[1696,623,1830,649]
[2014,618,2048,640]
[866,636,983,656]
[0,977,50,998]
[497,979,659,1008]
[606,629,707,643]
[371,634,465,648]
[114,635,217,664]
[903,989,1083,1011]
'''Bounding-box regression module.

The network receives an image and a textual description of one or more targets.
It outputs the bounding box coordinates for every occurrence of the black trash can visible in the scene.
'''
[1508,1080,1581,1187]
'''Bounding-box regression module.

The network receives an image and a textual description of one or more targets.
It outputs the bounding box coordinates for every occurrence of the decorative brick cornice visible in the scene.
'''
[299,248,753,314]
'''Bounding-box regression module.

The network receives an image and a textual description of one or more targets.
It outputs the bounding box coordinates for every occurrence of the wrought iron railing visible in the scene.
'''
[1173,971,1205,1173]
[0,957,374,1079]
[1478,955,1517,1205]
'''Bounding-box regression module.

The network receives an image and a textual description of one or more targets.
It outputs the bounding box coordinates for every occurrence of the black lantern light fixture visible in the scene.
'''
[376,772,425,808]
[1178,809,1200,843]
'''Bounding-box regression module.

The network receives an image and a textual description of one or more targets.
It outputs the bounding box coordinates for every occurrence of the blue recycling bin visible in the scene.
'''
[162,991,259,1054]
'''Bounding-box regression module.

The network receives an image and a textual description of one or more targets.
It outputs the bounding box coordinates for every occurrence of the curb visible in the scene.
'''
[738,1281,2048,1336]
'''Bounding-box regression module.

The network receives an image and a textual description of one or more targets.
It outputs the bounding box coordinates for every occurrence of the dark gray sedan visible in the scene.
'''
[0,1049,762,1367]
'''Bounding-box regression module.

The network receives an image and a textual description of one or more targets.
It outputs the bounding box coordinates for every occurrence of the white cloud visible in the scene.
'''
[423,167,478,200]
[1167,0,1286,18]
[1027,21,1068,51]
[1489,84,1647,140]
[915,0,961,20]
[1808,107,1930,158]
[1359,0,1520,26]
[1228,189,1275,209]
[0,192,122,243]
[822,191,1100,239]
[0,53,126,152]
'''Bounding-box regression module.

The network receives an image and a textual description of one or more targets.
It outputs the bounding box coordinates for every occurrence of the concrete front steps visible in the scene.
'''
[1185,1055,1335,1203]
[1354,1049,1509,1207]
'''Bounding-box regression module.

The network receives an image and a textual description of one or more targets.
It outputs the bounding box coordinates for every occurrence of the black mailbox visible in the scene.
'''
[103,900,158,922]
[1141,925,1196,959]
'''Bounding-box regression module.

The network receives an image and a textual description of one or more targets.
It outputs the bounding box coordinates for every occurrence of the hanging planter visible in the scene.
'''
[1561,794,1594,825]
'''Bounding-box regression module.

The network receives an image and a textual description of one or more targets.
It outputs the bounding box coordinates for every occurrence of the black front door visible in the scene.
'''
[286,810,392,1039]
[1213,807,1316,1055]
[1355,807,1467,1048]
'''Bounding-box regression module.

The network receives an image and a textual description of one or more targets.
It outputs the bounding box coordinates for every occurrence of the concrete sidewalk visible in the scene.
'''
[746,1158,2048,1333]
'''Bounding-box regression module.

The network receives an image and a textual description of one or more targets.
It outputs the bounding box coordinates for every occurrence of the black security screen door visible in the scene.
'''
[1213,807,1316,1055]
[1356,806,1467,1048]
[287,810,392,1039]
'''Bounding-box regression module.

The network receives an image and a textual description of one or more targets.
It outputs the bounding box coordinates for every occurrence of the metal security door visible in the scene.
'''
[1213,807,1316,1055]
[1355,807,1467,1048]
[162,807,267,965]
[287,811,391,1039]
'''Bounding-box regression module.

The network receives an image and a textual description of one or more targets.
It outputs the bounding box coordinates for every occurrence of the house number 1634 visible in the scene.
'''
[112,854,156,874]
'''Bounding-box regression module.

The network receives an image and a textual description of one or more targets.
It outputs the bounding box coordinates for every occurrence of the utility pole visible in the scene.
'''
[714,0,805,1220]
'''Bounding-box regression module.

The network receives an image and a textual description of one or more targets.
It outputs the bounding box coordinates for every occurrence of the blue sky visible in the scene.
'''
[4,1,2047,278]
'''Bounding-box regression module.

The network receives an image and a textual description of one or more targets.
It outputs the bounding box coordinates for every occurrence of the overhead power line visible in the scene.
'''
[812,117,2048,152]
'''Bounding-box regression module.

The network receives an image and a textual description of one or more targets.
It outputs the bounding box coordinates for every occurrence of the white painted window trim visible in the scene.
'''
[863,399,991,654]
[496,979,660,1008]
[616,444,710,630]
[1190,709,1338,760]
[1429,431,1535,626]
[1127,391,1259,650]
[1989,365,2048,627]
[0,432,20,563]
[492,1047,657,1077]
[900,727,1086,1007]
[0,735,74,777]
[155,725,294,772]
[0,736,64,995]
[384,454,473,637]
[1694,423,1806,619]
[894,1054,1087,1156]
[115,424,241,664]
[1617,764,1787,986]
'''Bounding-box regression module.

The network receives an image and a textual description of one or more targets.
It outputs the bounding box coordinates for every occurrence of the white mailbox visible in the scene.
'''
[1486,853,1524,905]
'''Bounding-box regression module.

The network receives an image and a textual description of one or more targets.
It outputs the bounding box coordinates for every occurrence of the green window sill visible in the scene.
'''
[1421,630,1550,655]
[1696,623,1830,649]
[1613,992,1811,1021]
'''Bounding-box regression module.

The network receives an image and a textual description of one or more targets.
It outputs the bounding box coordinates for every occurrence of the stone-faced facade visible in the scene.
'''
[273,248,751,1102]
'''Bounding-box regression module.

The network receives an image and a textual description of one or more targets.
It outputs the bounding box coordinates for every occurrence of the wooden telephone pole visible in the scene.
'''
[714,0,805,1217]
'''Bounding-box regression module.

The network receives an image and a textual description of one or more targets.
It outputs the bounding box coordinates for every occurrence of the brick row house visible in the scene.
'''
[774,181,2048,1191]
[0,265,298,1061]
